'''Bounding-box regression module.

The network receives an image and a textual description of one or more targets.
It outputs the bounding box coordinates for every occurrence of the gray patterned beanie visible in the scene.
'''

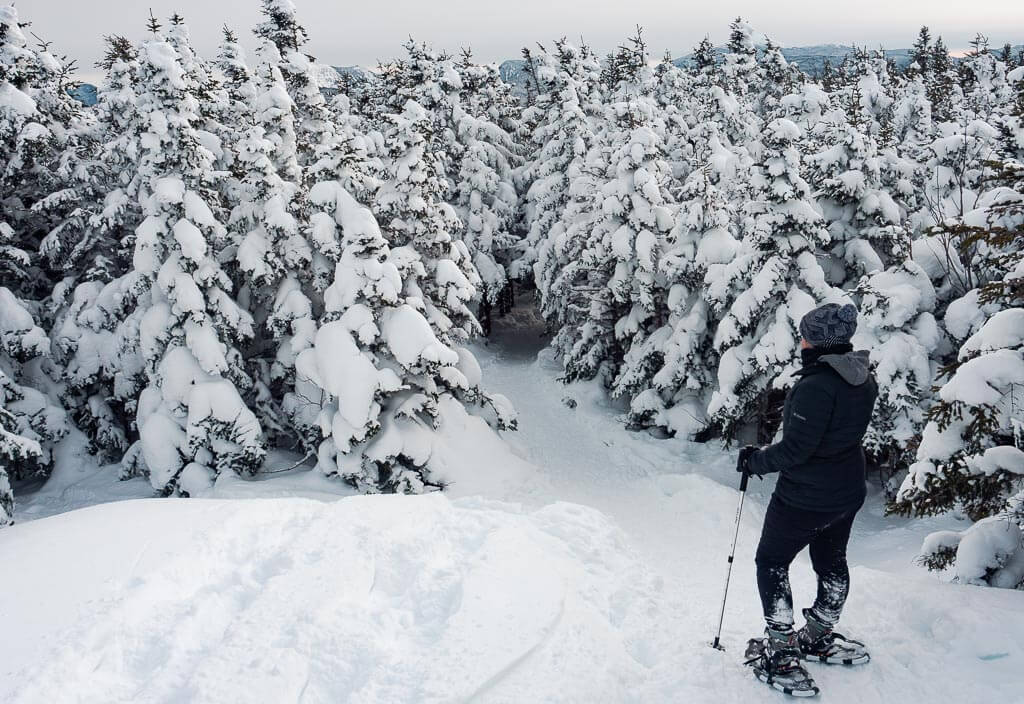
[799,303,858,348]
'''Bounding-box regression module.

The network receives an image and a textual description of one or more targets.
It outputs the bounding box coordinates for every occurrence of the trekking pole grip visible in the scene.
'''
[739,470,749,492]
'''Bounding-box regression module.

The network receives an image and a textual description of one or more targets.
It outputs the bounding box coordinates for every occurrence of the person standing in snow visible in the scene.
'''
[740,303,877,696]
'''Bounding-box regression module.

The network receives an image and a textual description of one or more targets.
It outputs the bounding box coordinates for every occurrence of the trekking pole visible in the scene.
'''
[711,466,750,651]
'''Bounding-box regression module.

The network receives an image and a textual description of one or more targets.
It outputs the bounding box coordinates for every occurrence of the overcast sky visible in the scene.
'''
[15,0,1024,83]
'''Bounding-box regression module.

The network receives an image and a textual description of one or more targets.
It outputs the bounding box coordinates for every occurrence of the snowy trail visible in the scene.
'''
[3,309,1024,703]
[467,316,1024,703]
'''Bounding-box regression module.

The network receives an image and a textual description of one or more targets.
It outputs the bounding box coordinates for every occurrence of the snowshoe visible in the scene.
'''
[797,609,870,665]
[744,636,820,698]
[798,629,870,665]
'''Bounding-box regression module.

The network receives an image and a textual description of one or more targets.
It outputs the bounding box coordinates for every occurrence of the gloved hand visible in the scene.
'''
[737,445,758,475]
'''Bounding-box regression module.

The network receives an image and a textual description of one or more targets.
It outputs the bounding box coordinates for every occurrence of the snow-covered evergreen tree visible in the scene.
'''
[254,0,336,181]
[805,112,904,286]
[928,37,959,124]
[453,110,519,331]
[513,40,602,280]
[0,368,38,525]
[637,164,739,436]
[910,118,1002,313]
[0,281,68,518]
[889,75,933,208]
[166,14,231,154]
[25,44,104,292]
[907,27,933,79]
[840,49,897,140]
[687,31,761,207]
[373,39,466,189]
[291,183,514,492]
[893,156,1024,588]
[721,17,759,100]
[215,26,257,124]
[375,100,481,346]
[759,39,804,120]
[652,53,695,182]
[854,262,939,492]
[48,34,146,460]
[0,5,37,254]
[707,118,838,441]
[959,38,1012,125]
[225,41,313,448]
[118,31,265,494]
[456,49,523,138]
[1,4,92,301]
[559,34,676,395]
[538,139,607,368]
[444,51,524,330]
[0,5,73,503]
[690,36,717,79]
[378,42,523,334]
[997,65,1024,161]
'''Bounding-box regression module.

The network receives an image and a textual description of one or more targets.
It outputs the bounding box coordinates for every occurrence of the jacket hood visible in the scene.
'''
[818,349,871,386]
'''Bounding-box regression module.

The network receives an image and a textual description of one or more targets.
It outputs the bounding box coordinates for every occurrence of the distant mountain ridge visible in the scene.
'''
[499,60,531,93]
[498,42,1023,95]
[675,44,909,75]
[671,42,1024,74]
[67,83,98,106]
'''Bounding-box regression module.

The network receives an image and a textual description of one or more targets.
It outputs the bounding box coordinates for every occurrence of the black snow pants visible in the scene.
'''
[755,494,862,632]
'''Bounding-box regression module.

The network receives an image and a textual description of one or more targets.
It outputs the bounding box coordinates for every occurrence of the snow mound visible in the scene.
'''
[0,494,660,704]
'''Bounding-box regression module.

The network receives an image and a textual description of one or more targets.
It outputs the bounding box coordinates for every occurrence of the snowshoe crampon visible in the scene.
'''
[744,638,820,698]
[799,631,870,666]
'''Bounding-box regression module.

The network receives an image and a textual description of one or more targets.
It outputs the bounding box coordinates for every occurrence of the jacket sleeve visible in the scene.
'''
[749,379,834,475]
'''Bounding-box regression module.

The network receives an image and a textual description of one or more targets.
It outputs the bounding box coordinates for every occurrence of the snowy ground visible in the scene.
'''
[3,297,1023,703]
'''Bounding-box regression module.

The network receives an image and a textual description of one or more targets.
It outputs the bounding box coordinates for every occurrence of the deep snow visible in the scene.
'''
[3,300,1023,703]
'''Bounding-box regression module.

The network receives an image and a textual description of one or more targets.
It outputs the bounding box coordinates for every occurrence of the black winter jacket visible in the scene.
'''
[748,349,878,513]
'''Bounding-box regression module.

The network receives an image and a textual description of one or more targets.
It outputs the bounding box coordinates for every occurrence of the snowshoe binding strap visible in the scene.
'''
[799,630,870,666]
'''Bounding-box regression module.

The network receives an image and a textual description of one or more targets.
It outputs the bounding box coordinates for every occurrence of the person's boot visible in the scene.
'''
[745,626,819,697]
[797,608,870,665]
